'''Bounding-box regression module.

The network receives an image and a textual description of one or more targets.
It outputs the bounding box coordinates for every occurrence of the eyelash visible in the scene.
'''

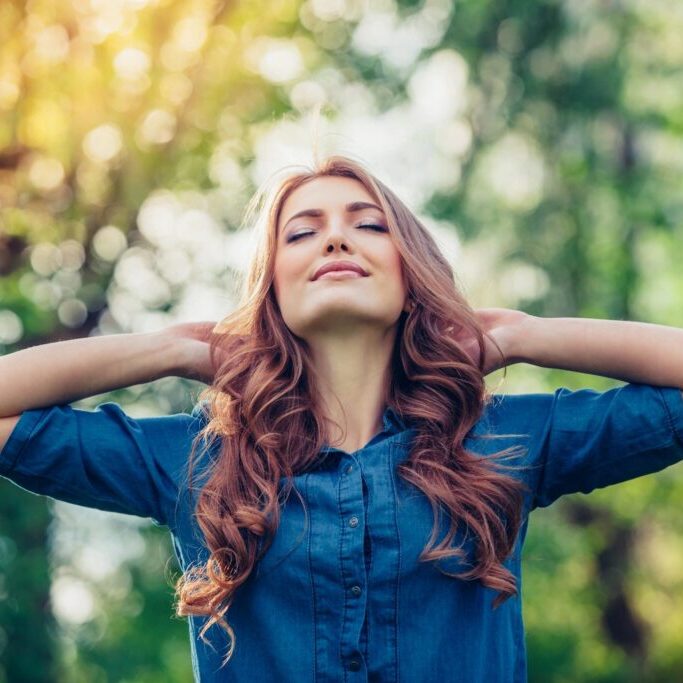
[286,224,388,243]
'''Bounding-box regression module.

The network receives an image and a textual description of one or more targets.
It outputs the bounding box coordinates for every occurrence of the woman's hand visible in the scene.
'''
[162,321,226,384]
[453,308,531,375]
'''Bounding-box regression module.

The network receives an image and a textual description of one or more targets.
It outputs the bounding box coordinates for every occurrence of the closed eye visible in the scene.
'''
[286,224,388,243]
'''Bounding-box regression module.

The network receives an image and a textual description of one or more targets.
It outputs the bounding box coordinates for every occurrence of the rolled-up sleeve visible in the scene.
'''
[0,401,207,527]
[529,383,683,509]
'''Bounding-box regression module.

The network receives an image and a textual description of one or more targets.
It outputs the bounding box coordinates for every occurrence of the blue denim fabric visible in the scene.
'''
[2,382,683,682]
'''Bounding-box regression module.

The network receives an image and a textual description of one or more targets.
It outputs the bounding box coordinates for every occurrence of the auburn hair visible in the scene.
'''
[173,153,530,667]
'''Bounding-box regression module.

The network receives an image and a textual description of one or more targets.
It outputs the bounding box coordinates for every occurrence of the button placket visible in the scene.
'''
[337,454,367,677]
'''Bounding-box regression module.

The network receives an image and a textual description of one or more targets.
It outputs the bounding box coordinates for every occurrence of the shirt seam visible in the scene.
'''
[531,408,554,509]
[389,442,401,683]
[338,464,348,683]
[657,386,683,443]
[136,416,173,527]
[304,472,316,683]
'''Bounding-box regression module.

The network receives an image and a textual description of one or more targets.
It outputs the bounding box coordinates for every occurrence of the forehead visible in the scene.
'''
[278,176,378,229]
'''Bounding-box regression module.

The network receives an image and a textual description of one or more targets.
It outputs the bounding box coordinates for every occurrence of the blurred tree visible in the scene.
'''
[1,0,682,680]
[0,489,57,682]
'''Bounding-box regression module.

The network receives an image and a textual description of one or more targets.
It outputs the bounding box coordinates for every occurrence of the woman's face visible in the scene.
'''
[273,175,409,340]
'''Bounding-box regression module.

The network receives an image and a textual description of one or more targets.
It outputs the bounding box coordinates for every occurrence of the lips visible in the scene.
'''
[312,260,369,280]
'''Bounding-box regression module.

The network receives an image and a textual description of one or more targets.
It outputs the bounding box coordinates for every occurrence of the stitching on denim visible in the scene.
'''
[1,409,48,473]
[304,473,317,683]
[658,386,683,443]
[337,466,348,683]
[389,442,401,683]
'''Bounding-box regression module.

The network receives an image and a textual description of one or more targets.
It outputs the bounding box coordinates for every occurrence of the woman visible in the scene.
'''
[1,154,682,682]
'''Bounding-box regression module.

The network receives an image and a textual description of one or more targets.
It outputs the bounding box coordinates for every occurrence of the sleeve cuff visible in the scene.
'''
[0,408,49,474]
[657,386,683,444]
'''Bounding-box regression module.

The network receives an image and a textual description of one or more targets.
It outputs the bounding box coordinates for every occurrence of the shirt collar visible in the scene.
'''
[381,405,408,433]
[318,404,408,458]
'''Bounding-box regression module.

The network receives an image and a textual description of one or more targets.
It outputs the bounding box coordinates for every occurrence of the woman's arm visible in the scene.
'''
[0,329,190,417]
[511,316,683,390]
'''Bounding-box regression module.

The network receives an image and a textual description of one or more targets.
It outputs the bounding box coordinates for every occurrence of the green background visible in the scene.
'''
[1,0,682,680]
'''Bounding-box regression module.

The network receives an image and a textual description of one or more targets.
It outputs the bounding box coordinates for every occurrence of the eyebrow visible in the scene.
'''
[281,201,384,232]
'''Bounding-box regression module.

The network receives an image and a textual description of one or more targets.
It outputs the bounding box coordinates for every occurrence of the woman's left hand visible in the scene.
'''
[453,307,531,375]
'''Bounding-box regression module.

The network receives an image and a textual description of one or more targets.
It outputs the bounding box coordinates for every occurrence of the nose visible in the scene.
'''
[326,240,348,253]
[323,221,351,253]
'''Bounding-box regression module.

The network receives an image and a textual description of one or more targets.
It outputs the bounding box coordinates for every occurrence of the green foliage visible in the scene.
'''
[1,0,682,680]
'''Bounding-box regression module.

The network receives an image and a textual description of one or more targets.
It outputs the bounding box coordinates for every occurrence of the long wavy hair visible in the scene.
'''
[173,153,530,667]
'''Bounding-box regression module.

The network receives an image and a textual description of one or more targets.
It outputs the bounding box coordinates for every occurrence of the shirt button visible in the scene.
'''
[345,464,353,474]
[349,659,361,671]
[350,585,362,596]
[349,516,359,528]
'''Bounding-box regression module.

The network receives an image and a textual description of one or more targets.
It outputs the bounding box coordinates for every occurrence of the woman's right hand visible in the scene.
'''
[163,321,225,384]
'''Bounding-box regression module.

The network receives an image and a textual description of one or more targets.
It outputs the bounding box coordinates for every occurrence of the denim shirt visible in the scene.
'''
[2,382,683,682]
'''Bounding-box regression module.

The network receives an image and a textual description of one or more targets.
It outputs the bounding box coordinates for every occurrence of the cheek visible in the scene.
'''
[274,258,294,287]
[272,257,286,302]
[273,254,300,302]
[386,250,405,285]
[278,247,311,280]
